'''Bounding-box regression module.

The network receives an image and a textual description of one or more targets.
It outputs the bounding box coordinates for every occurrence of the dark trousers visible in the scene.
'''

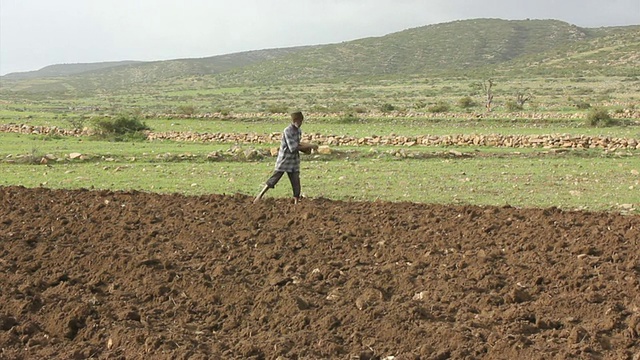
[266,171,301,198]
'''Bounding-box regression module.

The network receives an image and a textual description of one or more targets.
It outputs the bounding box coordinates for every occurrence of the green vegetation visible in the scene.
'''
[586,107,615,127]
[91,113,150,141]
[1,148,638,213]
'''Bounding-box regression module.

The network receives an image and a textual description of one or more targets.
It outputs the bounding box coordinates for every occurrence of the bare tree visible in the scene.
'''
[516,92,531,108]
[482,79,494,112]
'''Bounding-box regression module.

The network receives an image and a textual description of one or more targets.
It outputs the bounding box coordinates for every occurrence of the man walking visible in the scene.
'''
[254,111,317,204]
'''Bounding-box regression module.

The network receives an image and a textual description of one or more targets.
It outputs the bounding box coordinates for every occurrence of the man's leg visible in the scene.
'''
[287,171,301,202]
[254,171,284,203]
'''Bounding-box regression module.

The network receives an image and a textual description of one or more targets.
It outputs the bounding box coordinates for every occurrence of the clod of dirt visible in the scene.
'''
[355,288,384,310]
[0,314,17,331]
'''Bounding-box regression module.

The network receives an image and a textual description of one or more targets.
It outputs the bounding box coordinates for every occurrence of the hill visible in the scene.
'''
[1,19,639,95]
[1,61,142,80]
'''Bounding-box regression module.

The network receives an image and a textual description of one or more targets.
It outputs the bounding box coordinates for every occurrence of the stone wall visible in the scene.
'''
[2,123,639,150]
[147,131,640,150]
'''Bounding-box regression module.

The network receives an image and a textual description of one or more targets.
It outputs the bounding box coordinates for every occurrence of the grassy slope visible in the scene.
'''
[2,19,639,96]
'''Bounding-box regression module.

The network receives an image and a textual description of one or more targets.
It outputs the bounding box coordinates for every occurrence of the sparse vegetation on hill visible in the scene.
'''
[1,19,639,95]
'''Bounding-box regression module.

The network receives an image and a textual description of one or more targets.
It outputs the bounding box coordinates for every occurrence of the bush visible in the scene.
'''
[67,116,88,131]
[92,113,150,141]
[505,101,523,112]
[427,102,450,113]
[586,108,616,127]
[178,105,196,116]
[380,103,395,112]
[334,113,360,124]
[574,101,591,110]
[457,96,477,109]
[413,101,427,110]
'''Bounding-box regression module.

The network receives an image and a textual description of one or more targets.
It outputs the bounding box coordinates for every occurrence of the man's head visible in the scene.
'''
[291,111,304,127]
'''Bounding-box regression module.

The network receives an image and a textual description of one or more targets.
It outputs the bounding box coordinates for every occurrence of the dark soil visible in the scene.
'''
[1,186,639,360]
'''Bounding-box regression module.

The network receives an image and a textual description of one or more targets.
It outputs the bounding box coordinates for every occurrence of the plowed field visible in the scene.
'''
[1,186,639,359]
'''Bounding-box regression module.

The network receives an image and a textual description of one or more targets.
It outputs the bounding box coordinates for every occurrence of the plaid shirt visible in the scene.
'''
[274,123,301,172]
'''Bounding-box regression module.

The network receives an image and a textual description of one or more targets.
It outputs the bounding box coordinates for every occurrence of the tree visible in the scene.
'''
[515,92,531,108]
[482,79,494,112]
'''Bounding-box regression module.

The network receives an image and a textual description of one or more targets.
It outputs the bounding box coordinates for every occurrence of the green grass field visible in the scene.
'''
[1,75,639,213]
[1,132,638,213]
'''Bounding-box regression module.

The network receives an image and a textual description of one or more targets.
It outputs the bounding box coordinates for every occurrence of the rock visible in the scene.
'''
[268,275,291,287]
[292,296,310,310]
[412,291,428,301]
[355,288,384,310]
[568,326,589,344]
[69,152,82,159]
[317,145,331,154]
[207,151,221,160]
[243,148,260,160]
[326,288,341,301]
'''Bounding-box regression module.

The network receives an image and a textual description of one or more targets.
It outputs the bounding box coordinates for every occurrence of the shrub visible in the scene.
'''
[505,101,523,112]
[92,113,150,141]
[67,116,88,130]
[334,113,360,124]
[413,101,427,110]
[266,104,289,114]
[457,96,477,109]
[586,107,616,127]
[427,102,450,113]
[178,105,196,116]
[574,101,591,110]
[380,103,395,112]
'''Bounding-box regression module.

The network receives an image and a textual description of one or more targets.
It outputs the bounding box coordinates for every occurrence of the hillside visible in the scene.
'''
[1,19,639,95]
[226,19,640,81]
[0,61,142,80]
[502,25,640,77]
[222,19,595,81]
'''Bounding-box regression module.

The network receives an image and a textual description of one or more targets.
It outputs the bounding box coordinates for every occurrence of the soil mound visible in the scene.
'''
[1,186,639,359]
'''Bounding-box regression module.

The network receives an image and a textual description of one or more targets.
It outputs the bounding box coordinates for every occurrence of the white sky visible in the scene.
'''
[1,0,639,75]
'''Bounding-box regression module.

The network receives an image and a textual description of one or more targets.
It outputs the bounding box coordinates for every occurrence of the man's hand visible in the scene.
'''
[299,142,318,154]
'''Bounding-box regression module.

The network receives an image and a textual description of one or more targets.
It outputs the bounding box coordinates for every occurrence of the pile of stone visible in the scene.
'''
[2,123,639,150]
[147,131,640,150]
[0,124,92,136]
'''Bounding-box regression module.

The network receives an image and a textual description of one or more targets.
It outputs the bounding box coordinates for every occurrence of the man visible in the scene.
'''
[254,111,317,204]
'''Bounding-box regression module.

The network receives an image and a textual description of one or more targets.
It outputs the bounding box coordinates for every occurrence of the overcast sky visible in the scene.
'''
[1,0,639,76]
